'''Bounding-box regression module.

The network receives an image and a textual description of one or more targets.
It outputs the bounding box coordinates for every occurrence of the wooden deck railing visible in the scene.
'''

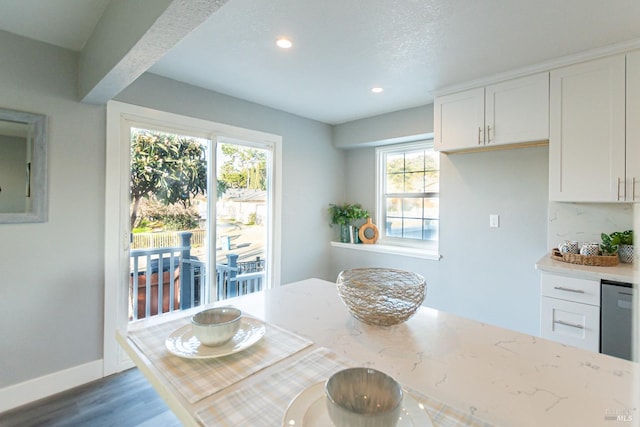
[129,231,265,320]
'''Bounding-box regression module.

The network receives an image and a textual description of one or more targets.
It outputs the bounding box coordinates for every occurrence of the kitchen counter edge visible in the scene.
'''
[536,253,636,283]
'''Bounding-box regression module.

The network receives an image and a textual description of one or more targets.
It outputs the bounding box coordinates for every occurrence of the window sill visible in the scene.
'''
[330,241,442,260]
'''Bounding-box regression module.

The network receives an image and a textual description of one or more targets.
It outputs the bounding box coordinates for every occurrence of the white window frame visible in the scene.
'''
[375,139,440,257]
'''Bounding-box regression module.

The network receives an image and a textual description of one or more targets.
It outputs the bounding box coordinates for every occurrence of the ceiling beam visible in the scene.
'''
[78,0,228,104]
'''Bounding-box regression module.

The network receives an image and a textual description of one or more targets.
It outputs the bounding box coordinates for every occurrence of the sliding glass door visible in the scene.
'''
[105,101,282,375]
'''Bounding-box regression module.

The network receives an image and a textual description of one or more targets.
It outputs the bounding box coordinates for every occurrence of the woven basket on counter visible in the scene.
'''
[336,268,426,326]
[550,248,619,266]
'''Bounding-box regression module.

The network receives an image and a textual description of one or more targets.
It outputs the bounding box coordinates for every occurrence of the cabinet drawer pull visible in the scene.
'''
[553,286,585,294]
[487,125,491,143]
[554,319,585,330]
[478,127,482,145]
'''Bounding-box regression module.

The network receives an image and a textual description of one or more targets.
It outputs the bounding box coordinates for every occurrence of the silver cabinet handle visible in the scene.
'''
[617,177,624,201]
[633,177,637,201]
[478,127,482,145]
[553,286,585,294]
[554,320,585,330]
[487,125,491,143]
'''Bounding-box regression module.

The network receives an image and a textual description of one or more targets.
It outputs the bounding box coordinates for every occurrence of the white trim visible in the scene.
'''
[104,103,133,376]
[104,101,283,374]
[0,359,103,412]
[330,241,441,260]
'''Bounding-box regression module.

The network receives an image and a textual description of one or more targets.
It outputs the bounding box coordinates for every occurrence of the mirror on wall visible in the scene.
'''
[0,108,47,223]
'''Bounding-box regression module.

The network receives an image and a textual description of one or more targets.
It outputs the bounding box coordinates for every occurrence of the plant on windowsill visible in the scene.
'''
[328,203,369,243]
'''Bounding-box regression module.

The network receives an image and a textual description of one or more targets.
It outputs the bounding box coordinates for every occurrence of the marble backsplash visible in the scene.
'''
[547,202,634,250]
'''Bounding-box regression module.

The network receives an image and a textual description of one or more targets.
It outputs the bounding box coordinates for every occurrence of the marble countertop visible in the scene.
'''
[120,278,639,427]
[248,279,639,427]
[536,254,636,283]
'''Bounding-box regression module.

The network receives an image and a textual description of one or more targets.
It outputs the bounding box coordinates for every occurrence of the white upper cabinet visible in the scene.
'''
[627,50,640,202]
[434,73,549,153]
[485,73,550,147]
[434,87,485,152]
[549,54,627,202]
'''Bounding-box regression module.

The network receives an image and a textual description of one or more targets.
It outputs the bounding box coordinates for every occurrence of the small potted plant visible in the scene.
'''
[328,203,369,243]
[601,230,634,263]
[600,232,618,256]
[613,230,633,263]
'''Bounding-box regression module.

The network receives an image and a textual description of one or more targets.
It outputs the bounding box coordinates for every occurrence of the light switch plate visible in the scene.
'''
[489,214,500,228]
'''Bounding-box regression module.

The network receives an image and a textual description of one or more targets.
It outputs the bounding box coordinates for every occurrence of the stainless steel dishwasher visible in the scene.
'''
[600,280,635,361]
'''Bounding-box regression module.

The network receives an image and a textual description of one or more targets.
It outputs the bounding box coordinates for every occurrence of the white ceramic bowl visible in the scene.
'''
[325,367,403,427]
[191,306,242,346]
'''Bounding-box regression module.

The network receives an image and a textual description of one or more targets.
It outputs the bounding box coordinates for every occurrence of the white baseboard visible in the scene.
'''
[0,359,104,413]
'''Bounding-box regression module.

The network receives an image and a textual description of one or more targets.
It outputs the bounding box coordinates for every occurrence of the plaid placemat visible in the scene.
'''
[195,347,493,427]
[195,347,354,426]
[128,315,312,404]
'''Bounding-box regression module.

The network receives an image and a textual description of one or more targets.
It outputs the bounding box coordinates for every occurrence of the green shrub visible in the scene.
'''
[136,196,199,231]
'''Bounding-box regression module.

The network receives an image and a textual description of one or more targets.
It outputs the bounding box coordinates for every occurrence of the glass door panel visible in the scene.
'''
[129,127,210,320]
[214,139,269,300]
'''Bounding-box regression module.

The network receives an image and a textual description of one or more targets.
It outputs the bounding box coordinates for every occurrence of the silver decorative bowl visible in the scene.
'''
[325,367,403,427]
[336,268,426,326]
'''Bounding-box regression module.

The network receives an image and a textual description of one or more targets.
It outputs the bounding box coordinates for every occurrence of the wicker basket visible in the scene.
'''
[336,268,426,326]
[550,248,619,266]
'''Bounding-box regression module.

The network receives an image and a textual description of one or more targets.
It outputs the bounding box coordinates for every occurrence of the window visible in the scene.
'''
[376,140,439,250]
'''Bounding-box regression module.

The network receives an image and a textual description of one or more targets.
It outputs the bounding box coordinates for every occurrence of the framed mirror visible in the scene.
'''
[0,108,47,223]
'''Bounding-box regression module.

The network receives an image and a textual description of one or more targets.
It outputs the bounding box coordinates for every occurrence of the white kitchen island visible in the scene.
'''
[117,278,638,427]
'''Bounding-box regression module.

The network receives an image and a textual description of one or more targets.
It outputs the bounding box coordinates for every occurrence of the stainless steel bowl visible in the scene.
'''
[325,367,403,427]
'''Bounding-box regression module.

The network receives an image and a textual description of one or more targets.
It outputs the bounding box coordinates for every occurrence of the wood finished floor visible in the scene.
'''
[0,368,181,427]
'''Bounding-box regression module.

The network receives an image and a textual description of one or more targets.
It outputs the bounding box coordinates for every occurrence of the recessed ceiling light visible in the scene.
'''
[276,37,293,49]
[371,87,384,93]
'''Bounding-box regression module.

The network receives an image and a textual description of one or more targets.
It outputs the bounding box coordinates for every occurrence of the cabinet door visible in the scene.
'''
[540,296,600,352]
[485,73,549,147]
[549,55,626,202]
[434,87,484,152]
[627,50,640,201]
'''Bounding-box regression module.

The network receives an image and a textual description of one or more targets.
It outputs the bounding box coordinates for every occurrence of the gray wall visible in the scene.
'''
[0,31,105,387]
[0,31,344,389]
[333,142,550,335]
[333,104,434,148]
[0,135,27,213]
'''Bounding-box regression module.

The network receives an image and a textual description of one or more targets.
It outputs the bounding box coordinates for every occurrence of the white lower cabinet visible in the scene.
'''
[540,296,600,352]
[539,273,600,352]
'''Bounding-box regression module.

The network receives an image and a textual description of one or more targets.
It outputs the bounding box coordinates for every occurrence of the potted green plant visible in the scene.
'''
[613,230,633,263]
[601,230,634,263]
[328,203,369,243]
[600,232,618,256]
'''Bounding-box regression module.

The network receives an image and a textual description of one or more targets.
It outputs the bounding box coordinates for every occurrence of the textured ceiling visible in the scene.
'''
[1,0,640,124]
